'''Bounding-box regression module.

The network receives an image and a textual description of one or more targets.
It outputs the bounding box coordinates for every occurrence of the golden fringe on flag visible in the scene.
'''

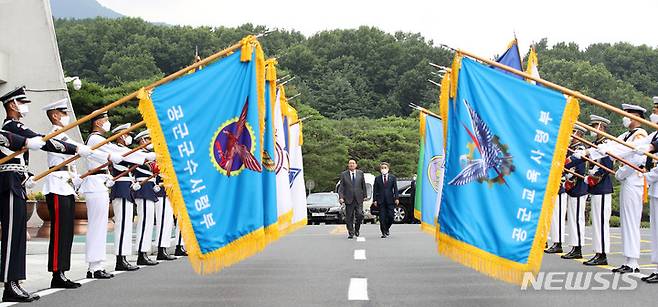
[435,54,581,284]
[137,36,272,274]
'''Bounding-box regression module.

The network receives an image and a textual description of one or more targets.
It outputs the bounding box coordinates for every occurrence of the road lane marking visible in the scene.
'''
[354,249,366,260]
[348,278,368,301]
[357,237,366,242]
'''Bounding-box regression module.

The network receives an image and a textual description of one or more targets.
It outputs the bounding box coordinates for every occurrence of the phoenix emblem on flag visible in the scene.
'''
[448,99,514,186]
[427,155,444,192]
[210,99,262,176]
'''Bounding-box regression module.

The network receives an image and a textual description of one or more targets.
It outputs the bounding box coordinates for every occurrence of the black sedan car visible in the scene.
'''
[306,192,344,225]
[370,178,418,224]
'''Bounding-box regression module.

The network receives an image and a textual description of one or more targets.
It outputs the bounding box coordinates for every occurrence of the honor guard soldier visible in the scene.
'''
[578,115,614,266]
[108,123,154,271]
[545,173,567,254]
[613,103,648,274]
[0,87,90,302]
[78,113,137,278]
[174,218,188,256]
[561,126,589,260]
[41,99,106,288]
[635,97,658,283]
[132,130,159,266]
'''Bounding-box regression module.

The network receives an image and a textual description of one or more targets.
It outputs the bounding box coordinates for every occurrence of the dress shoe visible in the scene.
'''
[137,252,159,266]
[348,235,354,239]
[2,281,39,303]
[115,256,140,271]
[355,231,360,237]
[157,247,177,261]
[560,246,582,259]
[51,271,81,289]
[87,270,114,279]
[544,243,563,254]
[175,245,188,256]
[381,234,387,238]
[612,265,640,274]
[645,273,658,283]
[583,253,607,266]
[642,272,658,282]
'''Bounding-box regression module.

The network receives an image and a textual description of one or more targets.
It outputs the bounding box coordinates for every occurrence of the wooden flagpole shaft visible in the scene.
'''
[566,147,614,174]
[575,121,658,160]
[138,173,157,186]
[0,40,246,166]
[564,168,586,180]
[571,134,644,173]
[79,142,150,179]
[32,121,145,181]
[112,164,139,181]
[455,49,658,132]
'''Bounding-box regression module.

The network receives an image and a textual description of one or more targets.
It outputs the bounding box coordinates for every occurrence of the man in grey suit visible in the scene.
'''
[338,159,367,239]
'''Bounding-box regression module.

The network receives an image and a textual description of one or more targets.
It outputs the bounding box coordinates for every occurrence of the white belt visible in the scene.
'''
[136,177,156,183]
[0,164,28,173]
[115,177,133,182]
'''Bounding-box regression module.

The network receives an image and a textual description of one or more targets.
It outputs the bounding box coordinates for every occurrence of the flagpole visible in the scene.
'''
[453,48,658,131]
[112,164,140,181]
[79,142,150,179]
[0,38,252,166]
[409,103,441,119]
[32,121,146,181]
[563,168,586,180]
[571,134,645,173]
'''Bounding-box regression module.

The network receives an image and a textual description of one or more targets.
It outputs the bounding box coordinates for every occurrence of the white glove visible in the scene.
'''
[588,168,598,176]
[153,185,161,193]
[131,182,142,191]
[76,144,93,157]
[109,153,124,164]
[104,178,115,188]
[145,152,157,162]
[565,173,573,179]
[572,150,584,159]
[24,177,35,189]
[72,174,83,188]
[25,137,46,150]
[634,143,653,154]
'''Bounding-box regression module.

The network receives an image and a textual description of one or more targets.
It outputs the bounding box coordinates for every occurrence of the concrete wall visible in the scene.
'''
[0,0,84,226]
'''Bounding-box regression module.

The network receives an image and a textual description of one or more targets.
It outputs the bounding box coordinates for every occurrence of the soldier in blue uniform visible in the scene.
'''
[0,87,92,302]
[132,130,159,266]
[561,126,589,260]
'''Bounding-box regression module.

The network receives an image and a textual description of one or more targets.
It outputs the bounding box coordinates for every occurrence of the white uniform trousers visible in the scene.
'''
[620,183,643,259]
[650,197,658,264]
[590,194,612,253]
[135,198,155,253]
[567,195,587,247]
[154,197,174,248]
[112,198,134,256]
[549,193,567,244]
[84,192,109,267]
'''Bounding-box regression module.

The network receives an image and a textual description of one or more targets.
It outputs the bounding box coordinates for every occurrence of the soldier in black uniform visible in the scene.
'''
[0,87,90,302]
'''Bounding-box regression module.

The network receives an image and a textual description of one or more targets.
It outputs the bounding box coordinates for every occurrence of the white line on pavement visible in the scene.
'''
[348,278,369,301]
[34,288,64,297]
[354,249,366,260]
[356,237,365,242]
[0,302,17,307]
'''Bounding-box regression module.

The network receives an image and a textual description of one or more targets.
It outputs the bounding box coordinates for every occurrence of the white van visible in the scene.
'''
[334,172,377,224]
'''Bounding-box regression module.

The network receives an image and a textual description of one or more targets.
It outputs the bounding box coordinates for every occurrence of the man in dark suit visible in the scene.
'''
[373,162,399,238]
[338,159,367,239]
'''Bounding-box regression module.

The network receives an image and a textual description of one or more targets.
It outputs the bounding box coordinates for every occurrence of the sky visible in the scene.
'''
[97,0,657,57]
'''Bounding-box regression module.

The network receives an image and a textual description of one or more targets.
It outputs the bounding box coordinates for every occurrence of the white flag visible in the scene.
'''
[274,89,293,231]
[288,123,307,229]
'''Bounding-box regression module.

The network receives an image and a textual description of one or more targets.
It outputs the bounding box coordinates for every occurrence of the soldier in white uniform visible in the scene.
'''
[174,218,187,256]
[132,130,159,266]
[107,123,154,271]
[41,99,109,288]
[612,104,648,274]
[560,126,589,259]
[545,173,567,254]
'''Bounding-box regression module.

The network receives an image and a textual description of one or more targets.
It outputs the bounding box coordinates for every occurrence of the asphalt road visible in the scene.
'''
[18,224,658,307]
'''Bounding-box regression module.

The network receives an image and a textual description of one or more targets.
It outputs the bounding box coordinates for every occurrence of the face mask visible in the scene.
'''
[101,121,111,132]
[622,117,631,128]
[146,144,154,150]
[650,113,658,124]
[589,131,597,137]
[59,115,70,126]
[124,136,133,146]
[17,103,29,116]
[381,169,389,175]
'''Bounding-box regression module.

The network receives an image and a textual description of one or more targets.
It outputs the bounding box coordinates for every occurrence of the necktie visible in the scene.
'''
[384,175,388,186]
[351,172,355,185]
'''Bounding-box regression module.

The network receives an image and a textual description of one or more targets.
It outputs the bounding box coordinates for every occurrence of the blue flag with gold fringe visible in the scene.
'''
[437,55,579,284]
[495,39,523,80]
[413,113,444,235]
[138,36,274,274]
